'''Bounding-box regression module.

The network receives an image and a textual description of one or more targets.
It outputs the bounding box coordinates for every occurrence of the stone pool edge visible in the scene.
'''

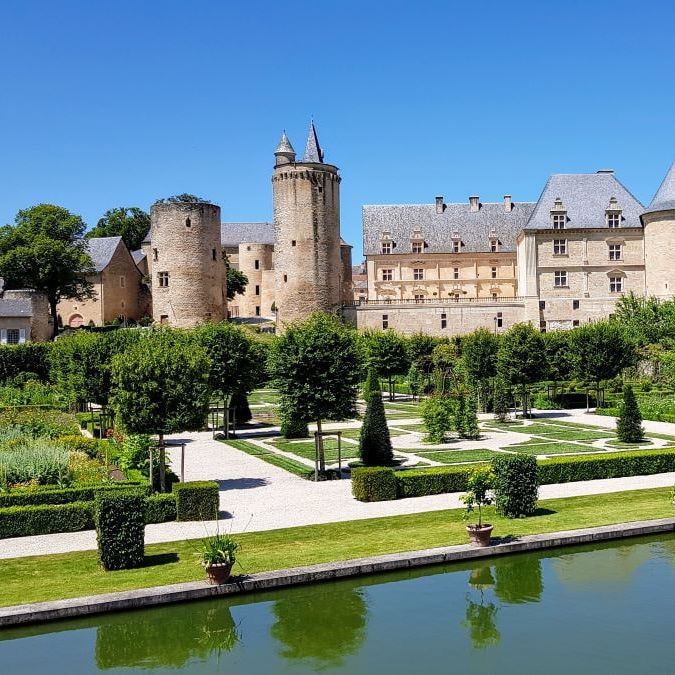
[2,516,675,628]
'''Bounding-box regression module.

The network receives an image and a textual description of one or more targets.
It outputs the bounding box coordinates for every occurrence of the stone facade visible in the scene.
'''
[0,288,50,343]
[237,242,274,318]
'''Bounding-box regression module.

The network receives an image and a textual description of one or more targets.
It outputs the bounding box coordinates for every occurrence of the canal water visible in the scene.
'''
[2,534,675,674]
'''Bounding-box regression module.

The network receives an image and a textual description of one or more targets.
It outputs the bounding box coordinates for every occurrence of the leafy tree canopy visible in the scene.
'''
[461,328,499,383]
[496,323,545,387]
[0,204,95,338]
[86,207,150,252]
[153,194,211,205]
[226,267,248,300]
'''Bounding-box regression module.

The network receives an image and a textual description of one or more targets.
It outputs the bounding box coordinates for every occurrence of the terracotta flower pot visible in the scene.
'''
[205,562,234,585]
[466,524,493,547]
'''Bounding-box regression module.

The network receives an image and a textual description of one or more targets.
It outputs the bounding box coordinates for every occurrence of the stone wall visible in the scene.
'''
[150,202,226,327]
[237,243,274,318]
[643,210,675,299]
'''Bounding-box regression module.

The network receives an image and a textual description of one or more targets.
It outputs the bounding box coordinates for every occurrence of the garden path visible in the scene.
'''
[2,409,675,560]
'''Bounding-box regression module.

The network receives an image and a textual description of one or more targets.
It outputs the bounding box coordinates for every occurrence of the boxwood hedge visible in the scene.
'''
[173,481,219,521]
[95,491,145,570]
[351,467,398,502]
[0,482,145,508]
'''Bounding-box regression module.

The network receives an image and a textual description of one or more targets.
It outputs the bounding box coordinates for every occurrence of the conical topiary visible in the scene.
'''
[359,389,394,466]
[463,394,480,440]
[362,368,381,401]
[229,391,252,425]
[616,384,644,443]
[493,381,510,423]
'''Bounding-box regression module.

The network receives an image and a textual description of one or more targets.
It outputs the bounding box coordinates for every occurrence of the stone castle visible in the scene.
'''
[6,121,674,342]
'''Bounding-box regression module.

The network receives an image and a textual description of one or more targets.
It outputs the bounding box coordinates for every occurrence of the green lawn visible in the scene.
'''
[534,429,615,442]
[411,449,502,464]
[219,440,312,478]
[247,389,280,406]
[0,487,673,608]
[508,442,600,456]
[271,439,360,462]
[604,439,655,449]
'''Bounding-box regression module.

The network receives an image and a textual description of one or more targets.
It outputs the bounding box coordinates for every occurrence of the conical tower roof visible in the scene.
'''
[275,131,295,156]
[644,161,675,215]
[302,120,324,163]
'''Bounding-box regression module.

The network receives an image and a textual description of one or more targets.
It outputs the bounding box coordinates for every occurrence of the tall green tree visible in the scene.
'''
[496,323,545,417]
[461,328,499,411]
[0,204,96,338]
[406,362,424,401]
[542,329,574,396]
[111,330,211,491]
[268,313,361,474]
[432,342,461,394]
[193,322,265,437]
[616,385,644,443]
[361,329,410,401]
[86,207,150,252]
[569,321,634,408]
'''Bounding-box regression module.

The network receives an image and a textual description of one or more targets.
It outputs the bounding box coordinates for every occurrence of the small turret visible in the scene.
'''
[302,120,324,163]
[274,131,295,166]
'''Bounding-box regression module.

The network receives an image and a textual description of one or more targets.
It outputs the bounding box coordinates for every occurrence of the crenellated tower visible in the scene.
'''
[272,122,342,328]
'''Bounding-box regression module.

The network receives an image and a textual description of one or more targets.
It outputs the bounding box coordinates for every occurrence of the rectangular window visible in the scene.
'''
[412,242,423,254]
[381,242,392,254]
[414,294,425,302]
[608,243,622,261]
[552,214,566,229]
[255,306,260,316]
[413,268,424,281]
[490,240,498,253]
[496,312,503,328]
[382,314,389,329]
[554,271,568,287]
[492,292,498,299]
[610,276,623,293]
[6,329,20,344]
[255,284,260,296]
[553,239,567,255]
[212,248,217,261]
[120,276,125,288]
[452,241,460,253]
[291,240,296,246]
[381,269,393,281]
[572,299,580,310]
[254,259,260,270]
[491,267,497,279]
[573,320,580,327]
[160,314,169,325]
[453,267,459,280]
[153,248,158,261]
[607,213,620,228]
[158,271,169,287]
[539,300,546,311]
[440,313,447,330]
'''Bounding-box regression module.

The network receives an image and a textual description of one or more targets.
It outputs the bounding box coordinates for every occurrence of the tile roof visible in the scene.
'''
[85,236,123,273]
[0,298,32,317]
[362,201,535,255]
[643,161,675,215]
[525,172,644,230]
[221,222,274,247]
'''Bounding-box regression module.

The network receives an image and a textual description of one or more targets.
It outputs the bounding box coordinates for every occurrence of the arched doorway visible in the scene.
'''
[68,314,84,328]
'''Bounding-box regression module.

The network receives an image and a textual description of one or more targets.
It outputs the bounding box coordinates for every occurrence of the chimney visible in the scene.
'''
[597,169,614,174]
[469,196,480,212]
[435,196,444,214]
[504,195,512,212]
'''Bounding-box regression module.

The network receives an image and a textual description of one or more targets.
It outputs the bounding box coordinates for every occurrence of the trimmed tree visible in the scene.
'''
[361,329,410,401]
[268,313,361,475]
[111,330,211,491]
[462,394,480,440]
[616,385,644,443]
[422,395,453,444]
[461,328,499,411]
[0,204,96,338]
[454,394,467,437]
[362,368,381,401]
[359,380,394,466]
[492,454,539,517]
[493,380,510,423]
[406,362,424,401]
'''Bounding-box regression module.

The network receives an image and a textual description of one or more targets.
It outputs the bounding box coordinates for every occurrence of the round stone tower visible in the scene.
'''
[272,123,342,328]
[150,200,226,326]
[642,161,675,300]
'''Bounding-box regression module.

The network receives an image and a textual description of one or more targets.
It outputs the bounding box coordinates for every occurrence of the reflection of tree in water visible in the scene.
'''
[494,555,543,604]
[463,591,500,649]
[271,587,367,668]
[95,603,239,669]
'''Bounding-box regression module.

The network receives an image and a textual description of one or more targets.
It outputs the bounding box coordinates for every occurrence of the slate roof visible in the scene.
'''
[275,131,295,156]
[221,222,275,247]
[362,201,535,255]
[525,172,644,230]
[131,250,146,264]
[643,161,675,215]
[85,237,123,273]
[0,298,32,317]
[302,121,324,163]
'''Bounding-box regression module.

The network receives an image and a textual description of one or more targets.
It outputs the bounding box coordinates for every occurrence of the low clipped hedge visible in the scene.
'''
[351,467,398,502]
[145,493,177,523]
[355,448,675,502]
[173,481,219,521]
[95,491,145,570]
[0,482,145,508]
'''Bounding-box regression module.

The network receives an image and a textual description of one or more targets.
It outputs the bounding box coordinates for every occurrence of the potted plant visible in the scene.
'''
[198,533,239,584]
[462,467,495,546]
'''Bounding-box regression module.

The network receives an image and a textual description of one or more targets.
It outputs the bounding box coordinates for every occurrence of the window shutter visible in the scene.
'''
[19,329,26,344]
[0,329,6,345]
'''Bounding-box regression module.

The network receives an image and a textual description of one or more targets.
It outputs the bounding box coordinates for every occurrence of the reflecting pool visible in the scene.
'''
[2,534,675,674]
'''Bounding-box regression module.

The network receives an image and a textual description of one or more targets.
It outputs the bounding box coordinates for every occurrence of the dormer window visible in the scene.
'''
[490,239,499,253]
[380,231,394,254]
[452,241,461,253]
[381,241,392,254]
[411,241,424,254]
[606,198,621,228]
[551,198,567,229]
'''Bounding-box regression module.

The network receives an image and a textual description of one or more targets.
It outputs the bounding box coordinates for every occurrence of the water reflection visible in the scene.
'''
[270,586,367,668]
[95,604,239,669]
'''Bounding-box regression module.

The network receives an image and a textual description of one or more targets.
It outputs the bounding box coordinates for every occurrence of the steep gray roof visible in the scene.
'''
[275,131,295,156]
[302,121,324,163]
[221,222,274,247]
[0,298,32,317]
[643,161,675,215]
[85,236,123,273]
[131,250,146,264]
[362,201,535,255]
[525,172,644,230]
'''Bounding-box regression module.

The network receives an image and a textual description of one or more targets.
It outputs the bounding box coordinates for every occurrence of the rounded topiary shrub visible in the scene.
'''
[352,467,397,502]
[492,454,539,518]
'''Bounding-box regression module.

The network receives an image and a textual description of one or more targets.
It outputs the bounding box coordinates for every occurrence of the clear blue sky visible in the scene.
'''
[1,0,674,259]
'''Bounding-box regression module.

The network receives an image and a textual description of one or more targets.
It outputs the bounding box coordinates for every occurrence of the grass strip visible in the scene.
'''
[0,487,673,608]
[220,440,313,478]
[411,449,502,464]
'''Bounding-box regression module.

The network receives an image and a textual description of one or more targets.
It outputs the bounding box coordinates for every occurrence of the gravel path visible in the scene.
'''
[2,410,675,561]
